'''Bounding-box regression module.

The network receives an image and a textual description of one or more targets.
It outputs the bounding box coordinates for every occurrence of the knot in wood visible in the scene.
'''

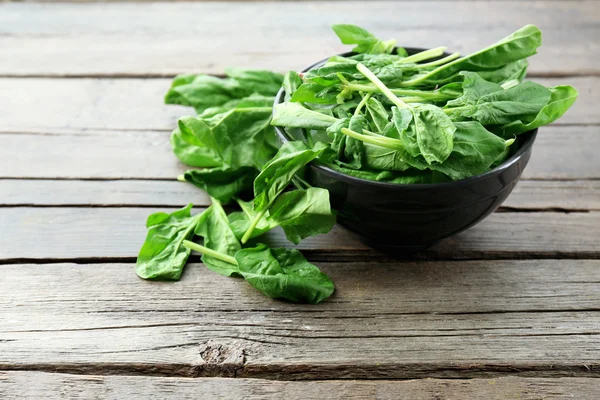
[200,341,245,366]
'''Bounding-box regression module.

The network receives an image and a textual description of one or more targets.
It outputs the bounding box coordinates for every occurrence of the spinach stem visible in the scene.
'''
[183,240,238,265]
[346,83,458,101]
[413,52,460,68]
[356,63,409,109]
[341,127,403,150]
[241,209,267,244]
[354,92,372,116]
[291,175,311,190]
[501,79,519,90]
[399,47,447,64]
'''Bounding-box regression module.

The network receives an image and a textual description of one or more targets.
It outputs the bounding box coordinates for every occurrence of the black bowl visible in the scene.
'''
[273,49,538,252]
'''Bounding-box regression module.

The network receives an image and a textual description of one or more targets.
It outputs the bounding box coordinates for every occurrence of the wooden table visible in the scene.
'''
[1,1,599,398]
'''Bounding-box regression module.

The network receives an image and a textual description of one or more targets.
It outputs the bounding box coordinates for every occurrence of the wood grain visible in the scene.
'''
[0,2,598,76]
[0,126,597,180]
[1,373,599,400]
[0,76,595,132]
[2,179,598,211]
[1,261,599,379]
[0,207,598,261]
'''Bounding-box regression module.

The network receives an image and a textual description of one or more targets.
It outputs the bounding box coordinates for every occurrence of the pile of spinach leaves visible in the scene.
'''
[136,24,576,303]
[138,69,336,304]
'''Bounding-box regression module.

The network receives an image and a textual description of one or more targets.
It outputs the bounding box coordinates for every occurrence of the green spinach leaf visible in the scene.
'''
[332,24,396,54]
[194,199,241,276]
[235,244,334,304]
[136,204,203,280]
[181,167,257,204]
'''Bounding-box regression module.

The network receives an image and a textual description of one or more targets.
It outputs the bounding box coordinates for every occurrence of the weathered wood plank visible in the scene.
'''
[2,179,598,211]
[503,181,600,211]
[0,207,598,261]
[0,126,597,180]
[0,180,207,207]
[0,79,187,132]
[1,373,599,400]
[0,76,594,132]
[1,261,600,378]
[0,2,598,76]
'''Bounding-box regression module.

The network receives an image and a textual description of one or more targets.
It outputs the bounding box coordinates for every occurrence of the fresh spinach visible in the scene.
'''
[236,244,334,304]
[194,198,241,276]
[242,141,327,243]
[136,23,577,306]
[136,204,204,280]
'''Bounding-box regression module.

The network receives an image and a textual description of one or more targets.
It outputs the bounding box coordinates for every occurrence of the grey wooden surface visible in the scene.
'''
[2,373,599,400]
[0,1,599,399]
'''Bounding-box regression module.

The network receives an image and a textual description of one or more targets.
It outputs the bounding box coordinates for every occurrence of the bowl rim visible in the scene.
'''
[273,48,538,190]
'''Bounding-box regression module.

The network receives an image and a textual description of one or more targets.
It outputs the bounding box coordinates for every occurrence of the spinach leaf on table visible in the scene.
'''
[241,141,327,243]
[178,105,274,170]
[253,141,326,212]
[181,167,257,204]
[267,188,336,244]
[228,188,336,245]
[224,68,284,96]
[165,69,283,114]
[194,198,242,277]
[235,244,334,304]
[136,204,204,280]
[170,128,221,168]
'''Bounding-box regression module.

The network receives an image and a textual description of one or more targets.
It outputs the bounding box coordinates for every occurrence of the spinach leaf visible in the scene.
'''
[165,70,283,114]
[136,204,203,280]
[403,25,541,87]
[242,141,326,243]
[291,83,339,104]
[331,24,395,54]
[495,85,578,137]
[224,68,284,96]
[228,198,274,241]
[445,73,551,126]
[430,121,511,180]
[283,71,303,102]
[365,97,391,133]
[476,59,529,84]
[228,189,336,245]
[272,102,339,129]
[327,115,367,169]
[194,198,241,276]
[267,188,336,244]
[179,105,274,170]
[253,141,325,212]
[170,128,221,168]
[235,244,334,304]
[181,167,257,204]
[164,74,249,113]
